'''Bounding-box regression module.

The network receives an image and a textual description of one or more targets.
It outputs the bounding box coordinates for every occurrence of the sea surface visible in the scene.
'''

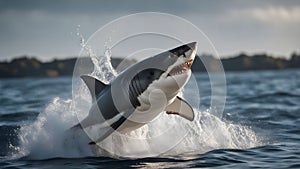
[0,69,300,168]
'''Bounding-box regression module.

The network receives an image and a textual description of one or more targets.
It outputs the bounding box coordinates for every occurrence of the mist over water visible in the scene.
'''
[11,46,262,160]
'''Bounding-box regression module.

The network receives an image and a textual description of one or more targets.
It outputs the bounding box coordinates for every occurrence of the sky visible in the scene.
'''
[0,0,299,61]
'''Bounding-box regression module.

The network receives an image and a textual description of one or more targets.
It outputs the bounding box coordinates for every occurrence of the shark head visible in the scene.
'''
[160,41,197,93]
[123,42,197,115]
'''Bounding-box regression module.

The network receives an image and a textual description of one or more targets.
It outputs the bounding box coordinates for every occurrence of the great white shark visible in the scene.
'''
[71,42,198,144]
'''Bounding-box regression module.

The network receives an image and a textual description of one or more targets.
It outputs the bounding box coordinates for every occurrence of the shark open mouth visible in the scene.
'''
[168,59,194,76]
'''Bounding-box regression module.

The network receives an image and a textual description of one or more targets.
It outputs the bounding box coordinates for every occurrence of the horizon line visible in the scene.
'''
[1,51,299,63]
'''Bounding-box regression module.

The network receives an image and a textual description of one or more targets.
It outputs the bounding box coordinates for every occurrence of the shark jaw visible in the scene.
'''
[135,42,197,115]
[168,59,194,77]
[163,41,197,79]
[152,42,197,98]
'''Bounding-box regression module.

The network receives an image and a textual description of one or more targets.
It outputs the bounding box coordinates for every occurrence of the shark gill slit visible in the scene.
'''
[135,74,142,96]
[129,76,141,107]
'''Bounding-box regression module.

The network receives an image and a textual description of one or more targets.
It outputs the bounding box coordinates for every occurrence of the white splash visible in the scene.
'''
[16,98,93,159]
[90,109,259,158]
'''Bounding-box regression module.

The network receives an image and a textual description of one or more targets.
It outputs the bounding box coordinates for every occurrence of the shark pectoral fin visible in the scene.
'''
[165,96,195,121]
[80,75,107,101]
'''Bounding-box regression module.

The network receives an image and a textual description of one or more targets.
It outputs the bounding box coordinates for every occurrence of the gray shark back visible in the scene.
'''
[73,67,165,129]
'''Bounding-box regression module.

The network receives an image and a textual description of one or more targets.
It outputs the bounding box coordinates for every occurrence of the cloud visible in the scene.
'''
[0,1,299,60]
[230,6,300,23]
[250,6,300,23]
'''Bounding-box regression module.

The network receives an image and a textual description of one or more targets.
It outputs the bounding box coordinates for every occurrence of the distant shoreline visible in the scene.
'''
[0,53,299,78]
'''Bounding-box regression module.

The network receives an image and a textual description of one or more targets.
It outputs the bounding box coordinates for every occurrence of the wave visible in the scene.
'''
[241,91,300,101]
[0,125,20,157]
[0,111,38,123]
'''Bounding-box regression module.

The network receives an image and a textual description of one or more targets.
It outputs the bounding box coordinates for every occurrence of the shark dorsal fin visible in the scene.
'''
[80,75,107,101]
[165,96,195,121]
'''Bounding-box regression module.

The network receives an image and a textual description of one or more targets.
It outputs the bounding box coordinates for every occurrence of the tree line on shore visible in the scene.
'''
[0,52,299,78]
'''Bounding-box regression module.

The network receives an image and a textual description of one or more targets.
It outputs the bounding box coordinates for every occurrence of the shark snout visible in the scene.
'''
[169,42,197,59]
[187,42,197,51]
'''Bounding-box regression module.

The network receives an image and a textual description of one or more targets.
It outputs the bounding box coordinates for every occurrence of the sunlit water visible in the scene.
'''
[0,68,300,168]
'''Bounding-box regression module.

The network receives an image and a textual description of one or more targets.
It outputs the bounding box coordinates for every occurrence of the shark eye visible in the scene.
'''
[150,71,154,76]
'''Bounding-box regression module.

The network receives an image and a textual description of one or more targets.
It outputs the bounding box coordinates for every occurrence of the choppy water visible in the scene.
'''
[0,69,300,168]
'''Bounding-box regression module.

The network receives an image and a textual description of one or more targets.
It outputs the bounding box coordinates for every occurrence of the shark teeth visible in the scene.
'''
[168,59,194,76]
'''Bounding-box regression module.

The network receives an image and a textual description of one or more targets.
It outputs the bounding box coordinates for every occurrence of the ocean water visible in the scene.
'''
[0,69,300,168]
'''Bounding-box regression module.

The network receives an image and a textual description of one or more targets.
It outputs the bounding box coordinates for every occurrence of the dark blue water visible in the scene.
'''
[1,69,300,168]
